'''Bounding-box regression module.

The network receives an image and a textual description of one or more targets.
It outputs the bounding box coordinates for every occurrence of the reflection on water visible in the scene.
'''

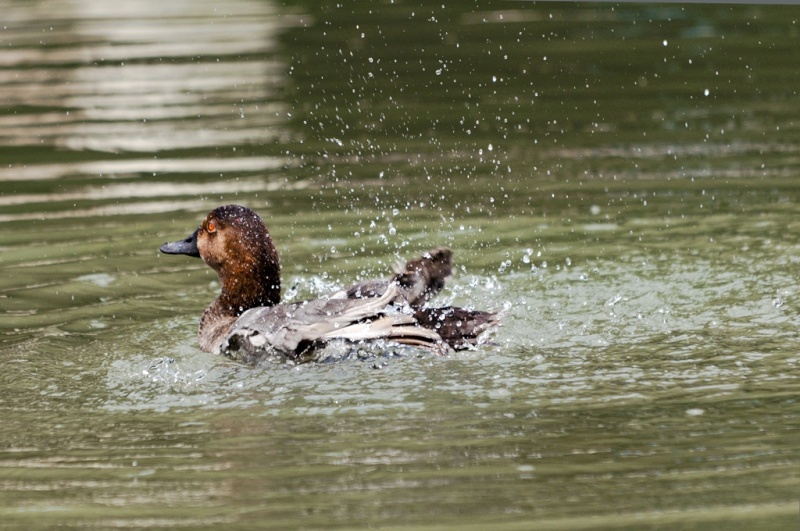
[0,1,799,529]
[0,0,298,220]
[1,0,287,132]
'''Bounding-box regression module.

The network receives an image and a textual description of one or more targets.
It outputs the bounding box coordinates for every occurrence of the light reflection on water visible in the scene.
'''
[0,0,799,529]
[0,0,290,154]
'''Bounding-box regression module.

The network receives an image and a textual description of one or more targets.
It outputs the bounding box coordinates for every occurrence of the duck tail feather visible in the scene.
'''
[413,306,499,350]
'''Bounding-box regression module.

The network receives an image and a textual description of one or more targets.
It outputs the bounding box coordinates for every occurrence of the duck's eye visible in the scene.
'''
[207,221,217,233]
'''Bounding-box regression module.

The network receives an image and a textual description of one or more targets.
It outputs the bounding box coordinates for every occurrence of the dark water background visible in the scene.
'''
[1,1,799,529]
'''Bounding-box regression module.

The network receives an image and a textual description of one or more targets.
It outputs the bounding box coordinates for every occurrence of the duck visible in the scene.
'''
[160,205,497,362]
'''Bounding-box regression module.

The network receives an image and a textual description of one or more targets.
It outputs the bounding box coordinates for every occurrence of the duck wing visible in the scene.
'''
[219,283,443,360]
[343,247,452,306]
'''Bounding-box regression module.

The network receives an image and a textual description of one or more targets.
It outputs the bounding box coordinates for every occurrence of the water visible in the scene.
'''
[1,1,799,529]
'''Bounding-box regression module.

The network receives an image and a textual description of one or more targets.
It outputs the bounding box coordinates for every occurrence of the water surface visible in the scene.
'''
[1,1,799,529]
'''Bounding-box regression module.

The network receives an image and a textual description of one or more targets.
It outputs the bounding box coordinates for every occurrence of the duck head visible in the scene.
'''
[160,205,281,314]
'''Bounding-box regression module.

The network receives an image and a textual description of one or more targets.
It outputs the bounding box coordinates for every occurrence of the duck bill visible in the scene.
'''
[160,228,200,257]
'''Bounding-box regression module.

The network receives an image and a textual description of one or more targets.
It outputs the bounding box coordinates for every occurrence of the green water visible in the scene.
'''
[1,1,799,529]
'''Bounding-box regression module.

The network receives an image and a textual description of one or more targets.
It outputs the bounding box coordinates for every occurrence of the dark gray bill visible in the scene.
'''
[160,228,200,257]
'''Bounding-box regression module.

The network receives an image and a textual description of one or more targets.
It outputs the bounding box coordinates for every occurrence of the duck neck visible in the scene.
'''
[216,264,281,316]
[198,254,281,353]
